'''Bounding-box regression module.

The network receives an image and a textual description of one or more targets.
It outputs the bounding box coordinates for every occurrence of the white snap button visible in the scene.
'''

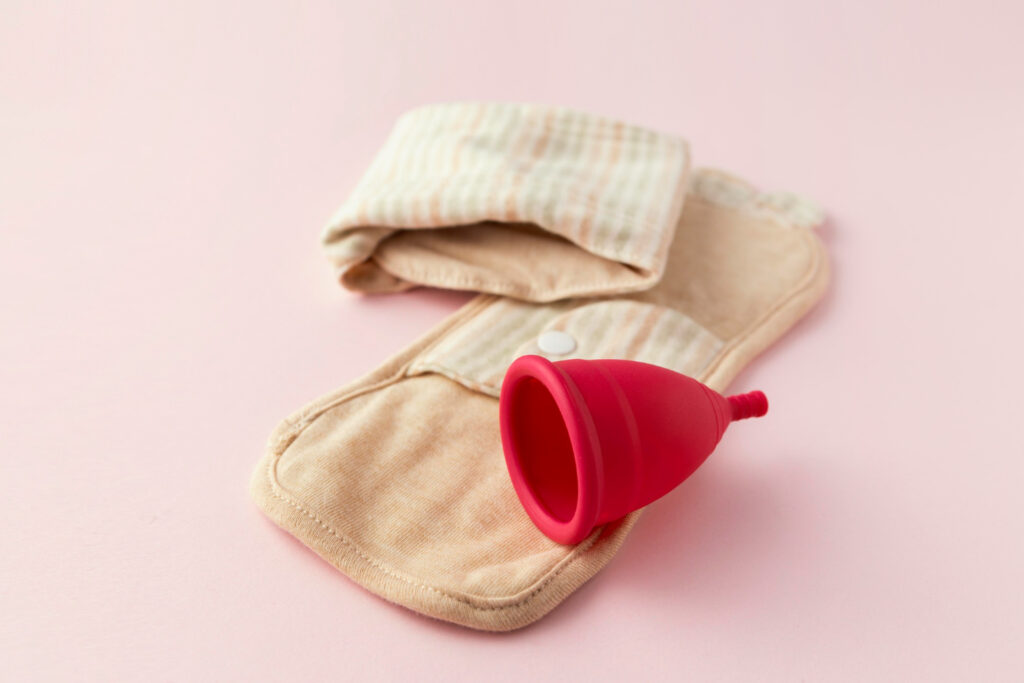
[537,330,577,355]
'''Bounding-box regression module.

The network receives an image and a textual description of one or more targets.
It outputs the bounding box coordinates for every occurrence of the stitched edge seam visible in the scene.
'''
[265,454,602,611]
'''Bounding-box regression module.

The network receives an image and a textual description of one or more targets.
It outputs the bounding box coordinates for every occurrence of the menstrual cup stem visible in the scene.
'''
[727,391,768,421]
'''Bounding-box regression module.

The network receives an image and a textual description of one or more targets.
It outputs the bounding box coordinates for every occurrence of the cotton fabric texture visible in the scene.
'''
[322,102,690,301]
[250,103,830,631]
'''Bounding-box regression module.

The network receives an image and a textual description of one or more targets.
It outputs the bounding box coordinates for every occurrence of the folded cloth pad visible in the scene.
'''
[250,103,829,631]
[321,102,690,301]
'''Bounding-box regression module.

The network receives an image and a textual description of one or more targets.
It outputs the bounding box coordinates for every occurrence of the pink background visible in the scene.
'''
[3,1,1022,680]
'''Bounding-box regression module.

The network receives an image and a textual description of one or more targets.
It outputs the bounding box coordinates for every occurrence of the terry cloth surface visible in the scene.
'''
[251,104,829,631]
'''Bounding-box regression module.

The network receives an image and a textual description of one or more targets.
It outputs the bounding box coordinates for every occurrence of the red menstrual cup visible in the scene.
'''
[499,355,768,545]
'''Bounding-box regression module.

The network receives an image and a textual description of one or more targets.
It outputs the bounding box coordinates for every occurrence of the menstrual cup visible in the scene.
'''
[499,355,768,544]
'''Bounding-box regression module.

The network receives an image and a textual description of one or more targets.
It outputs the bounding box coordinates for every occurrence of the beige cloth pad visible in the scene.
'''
[250,104,829,631]
[322,103,690,302]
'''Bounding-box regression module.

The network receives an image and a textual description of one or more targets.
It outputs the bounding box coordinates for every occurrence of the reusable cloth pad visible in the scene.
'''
[250,104,829,631]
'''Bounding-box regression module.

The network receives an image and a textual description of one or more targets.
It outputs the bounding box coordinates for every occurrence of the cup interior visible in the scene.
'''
[505,376,579,523]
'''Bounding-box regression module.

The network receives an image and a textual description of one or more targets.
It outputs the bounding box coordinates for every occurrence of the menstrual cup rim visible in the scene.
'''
[499,355,601,545]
